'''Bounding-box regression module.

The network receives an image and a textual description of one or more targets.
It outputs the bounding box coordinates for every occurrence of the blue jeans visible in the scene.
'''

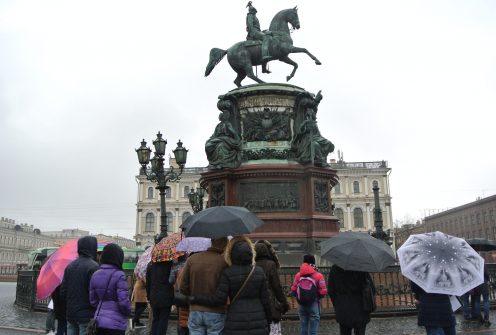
[188,311,225,335]
[473,290,490,320]
[67,321,89,335]
[461,293,471,319]
[298,302,320,335]
[425,326,456,335]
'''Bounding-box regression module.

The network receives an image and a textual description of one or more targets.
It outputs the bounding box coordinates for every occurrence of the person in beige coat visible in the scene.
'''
[131,277,148,327]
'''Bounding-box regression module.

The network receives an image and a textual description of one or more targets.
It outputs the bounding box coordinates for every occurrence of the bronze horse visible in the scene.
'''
[205,7,321,87]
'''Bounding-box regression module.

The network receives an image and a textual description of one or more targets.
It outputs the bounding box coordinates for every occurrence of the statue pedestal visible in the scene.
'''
[201,83,338,266]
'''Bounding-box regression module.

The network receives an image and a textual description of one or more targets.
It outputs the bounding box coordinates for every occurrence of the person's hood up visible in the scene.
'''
[77,236,97,260]
[100,243,124,269]
[299,262,317,276]
[255,240,280,268]
[255,242,270,261]
[225,236,255,266]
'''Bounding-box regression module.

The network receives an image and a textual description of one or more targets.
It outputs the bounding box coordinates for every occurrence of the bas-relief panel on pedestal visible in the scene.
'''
[239,181,299,212]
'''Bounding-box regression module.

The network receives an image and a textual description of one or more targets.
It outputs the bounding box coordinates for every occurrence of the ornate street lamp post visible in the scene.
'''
[371,184,391,244]
[188,187,206,213]
[136,132,188,241]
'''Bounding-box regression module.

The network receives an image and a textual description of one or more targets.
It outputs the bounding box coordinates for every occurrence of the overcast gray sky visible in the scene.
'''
[1,0,495,239]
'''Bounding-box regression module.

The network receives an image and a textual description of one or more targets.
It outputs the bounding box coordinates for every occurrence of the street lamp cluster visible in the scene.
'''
[136,132,188,240]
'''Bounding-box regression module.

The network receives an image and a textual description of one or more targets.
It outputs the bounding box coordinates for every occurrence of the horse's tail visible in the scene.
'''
[205,48,227,77]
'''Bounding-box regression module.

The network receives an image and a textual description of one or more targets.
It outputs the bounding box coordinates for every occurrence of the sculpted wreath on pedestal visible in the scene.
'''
[205,2,322,87]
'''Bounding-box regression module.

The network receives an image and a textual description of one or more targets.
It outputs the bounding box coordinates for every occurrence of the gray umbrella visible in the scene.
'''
[397,231,484,296]
[320,232,396,272]
[465,238,496,252]
[181,206,265,239]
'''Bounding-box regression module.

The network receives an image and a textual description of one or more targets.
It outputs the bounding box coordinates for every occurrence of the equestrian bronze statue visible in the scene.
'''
[205,5,322,87]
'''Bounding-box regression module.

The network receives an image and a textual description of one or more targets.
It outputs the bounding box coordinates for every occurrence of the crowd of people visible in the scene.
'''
[44,235,491,335]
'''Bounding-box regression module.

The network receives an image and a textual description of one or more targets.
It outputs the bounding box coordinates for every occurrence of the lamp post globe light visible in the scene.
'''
[188,187,206,213]
[136,132,188,241]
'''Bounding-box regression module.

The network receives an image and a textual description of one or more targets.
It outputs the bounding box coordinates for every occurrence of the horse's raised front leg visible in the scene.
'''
[289,46,322,65]
[279,56,298,82]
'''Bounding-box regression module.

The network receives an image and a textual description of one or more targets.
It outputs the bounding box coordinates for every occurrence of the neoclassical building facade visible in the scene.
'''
[134,161,208,247]
[135,159,393,247]
[0,217,55,266]
[329,160,393,234]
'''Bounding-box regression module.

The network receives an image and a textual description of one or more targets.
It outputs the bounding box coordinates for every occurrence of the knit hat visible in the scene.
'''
[303,254,315,265]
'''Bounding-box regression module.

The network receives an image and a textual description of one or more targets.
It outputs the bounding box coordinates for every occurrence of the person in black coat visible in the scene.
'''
[146,260,174,335]
[255,241,289,335]
[193,236,272,335]
[60,236,99,334]
[327,265,374,335]
[410,281,456,335]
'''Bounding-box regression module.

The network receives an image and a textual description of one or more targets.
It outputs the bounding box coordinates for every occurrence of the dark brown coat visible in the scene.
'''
[179,246,228,314]
[255,242,289,321]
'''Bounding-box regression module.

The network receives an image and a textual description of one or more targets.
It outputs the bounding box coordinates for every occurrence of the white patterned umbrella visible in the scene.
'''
[397,231,484,296]
[134,246,152,280]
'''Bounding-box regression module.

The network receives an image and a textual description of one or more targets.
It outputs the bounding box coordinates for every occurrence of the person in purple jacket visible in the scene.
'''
[89,243,131,335]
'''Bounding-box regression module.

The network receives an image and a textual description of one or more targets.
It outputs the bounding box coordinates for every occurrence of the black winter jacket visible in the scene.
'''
[328,265,374,328]
[194,237,271,335]
[60,236,99,322]
[146,261,174,309]
[411,281,455,327]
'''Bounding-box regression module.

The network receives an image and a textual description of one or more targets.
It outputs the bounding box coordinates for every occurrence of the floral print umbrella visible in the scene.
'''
[151,232,186,263]
[397,231,484,296]
[134,246,153,280]
[176,237,211,253]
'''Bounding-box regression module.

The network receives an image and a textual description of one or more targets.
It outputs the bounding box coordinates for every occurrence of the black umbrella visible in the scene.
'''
[320,232,396,272]
[466,238,496,252]
[181,206,265,239]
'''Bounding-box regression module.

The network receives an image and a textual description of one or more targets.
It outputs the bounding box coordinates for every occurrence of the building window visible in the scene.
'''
[182,212,192,223]
[166,212,173,231]
[145,213,155,232]
[335,208,344,228]
[165,187,172,198]
[147,187,154,199]
[184,186,190,198]
[353,208,364,228]
[353,181,360,194]
[476,213,481,224]
[334,183,341,194]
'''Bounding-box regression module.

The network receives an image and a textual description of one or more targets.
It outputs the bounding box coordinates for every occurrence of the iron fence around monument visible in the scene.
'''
[15,264,496,316]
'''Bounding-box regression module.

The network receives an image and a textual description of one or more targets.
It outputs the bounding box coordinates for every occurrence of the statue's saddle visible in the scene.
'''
[243,40,262,48]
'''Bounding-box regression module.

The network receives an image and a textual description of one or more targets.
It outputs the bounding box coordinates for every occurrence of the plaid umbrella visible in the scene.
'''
[151,232,186,263]
[134,246,153,279]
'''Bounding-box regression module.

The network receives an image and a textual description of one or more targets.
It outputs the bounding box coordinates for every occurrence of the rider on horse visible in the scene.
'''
[246,1,272,61]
